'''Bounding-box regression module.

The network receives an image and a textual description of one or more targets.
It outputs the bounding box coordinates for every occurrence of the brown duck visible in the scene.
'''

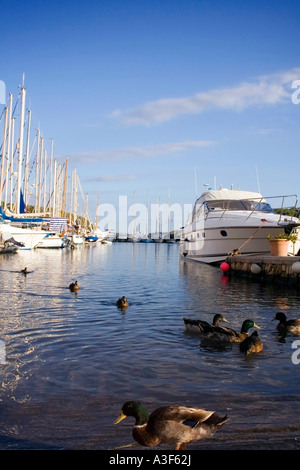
[69,281,79,292]
[116,296,129,309]
[240,330,263,355]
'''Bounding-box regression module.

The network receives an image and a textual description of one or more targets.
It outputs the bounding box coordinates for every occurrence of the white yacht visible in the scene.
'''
[37,232,66,249]
[180,188,300,264]
[0,222,49,250]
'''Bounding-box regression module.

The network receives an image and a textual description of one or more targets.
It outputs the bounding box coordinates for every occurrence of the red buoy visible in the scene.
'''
[220,261,230,272]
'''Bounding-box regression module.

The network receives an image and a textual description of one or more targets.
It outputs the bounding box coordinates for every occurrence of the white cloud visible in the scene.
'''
[257,128,279,135]
[68,140,215,163]
[109,67,300,127]
[87,174,137,183]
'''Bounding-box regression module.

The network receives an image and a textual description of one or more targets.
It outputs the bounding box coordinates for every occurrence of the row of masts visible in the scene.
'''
[0,76,87,224]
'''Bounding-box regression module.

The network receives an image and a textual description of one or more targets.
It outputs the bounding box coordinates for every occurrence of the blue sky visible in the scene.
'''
[1,0,300,230]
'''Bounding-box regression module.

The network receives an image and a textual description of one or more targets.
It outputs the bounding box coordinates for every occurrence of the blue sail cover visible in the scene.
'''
[20,191,27,213]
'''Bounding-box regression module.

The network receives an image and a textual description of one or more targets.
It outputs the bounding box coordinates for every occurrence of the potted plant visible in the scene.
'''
[267,232,298,256]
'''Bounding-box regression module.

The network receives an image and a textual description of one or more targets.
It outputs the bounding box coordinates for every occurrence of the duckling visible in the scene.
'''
[116,296,129,309]
[69,280,79,292]
[183,314,228,334]
[239,331,263,355]
[201,319,261,343]
[114,401,228,450]
[273,312,300,336]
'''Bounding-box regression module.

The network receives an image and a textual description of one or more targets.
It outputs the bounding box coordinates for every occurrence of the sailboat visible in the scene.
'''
[0,77,93,248]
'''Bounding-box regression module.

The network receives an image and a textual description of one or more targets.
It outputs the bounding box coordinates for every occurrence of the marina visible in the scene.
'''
[1,1,300,455]
[0,242,299,450]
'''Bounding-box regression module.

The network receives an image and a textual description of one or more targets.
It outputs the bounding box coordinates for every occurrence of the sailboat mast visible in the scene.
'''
[9,117,15,210]
[0,106,8,201]
[37,136,43,212]
[95,196,99,228]
[16,75,26,213]
[49,139,53,214]
[34,129,40,213]
[52,159,57,217]
[43,147,47,214]
[23,108,31,206]
[73,168,78,224]
[4,93,13,209]
[61,157,68,217]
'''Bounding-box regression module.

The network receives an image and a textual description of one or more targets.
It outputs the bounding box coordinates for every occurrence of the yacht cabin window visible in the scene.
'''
[205,200,274,213]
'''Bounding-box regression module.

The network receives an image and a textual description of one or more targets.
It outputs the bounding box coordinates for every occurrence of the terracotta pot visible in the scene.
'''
[269,239,289,256]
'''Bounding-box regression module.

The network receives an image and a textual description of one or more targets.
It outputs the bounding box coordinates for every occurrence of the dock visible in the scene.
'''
[222,255,300,285]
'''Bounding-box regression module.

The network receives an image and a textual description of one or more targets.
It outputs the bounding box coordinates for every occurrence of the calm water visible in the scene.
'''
[0,242,299,450]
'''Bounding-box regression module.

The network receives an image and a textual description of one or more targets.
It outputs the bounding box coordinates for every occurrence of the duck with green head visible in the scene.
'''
[183,314,228,334]
[200,319,261,343]
[114,401,228,450]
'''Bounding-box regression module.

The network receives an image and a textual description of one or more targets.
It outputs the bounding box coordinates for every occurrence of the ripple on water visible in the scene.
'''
[0,244,299,449]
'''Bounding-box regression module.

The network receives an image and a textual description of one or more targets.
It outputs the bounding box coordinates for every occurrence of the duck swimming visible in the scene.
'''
[116,296,129,309]
[114,401,228,450]
[69,281,79,292]
[21,267,28,274]
[239,330,263,355]
[273,312,300,336]
[183,314,228,334]
[200,319,261,343]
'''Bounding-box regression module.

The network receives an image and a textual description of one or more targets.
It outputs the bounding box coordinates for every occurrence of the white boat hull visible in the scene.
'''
[66,234,84,247]
[37,233,65,249]
[181,226,281,264]
[0,223,50,250]
[180,189,300,264]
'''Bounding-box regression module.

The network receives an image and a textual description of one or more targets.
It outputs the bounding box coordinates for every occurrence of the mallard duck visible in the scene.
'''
[114,401,228,450]
[200,319,261,343]
[69,280,79,292]
[239,331,263,355]
[116,296,129,308]
[273,312,300,335]
[183,314,228,334]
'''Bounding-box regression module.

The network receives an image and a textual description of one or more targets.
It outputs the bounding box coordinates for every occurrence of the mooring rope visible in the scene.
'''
[235,218,268,252]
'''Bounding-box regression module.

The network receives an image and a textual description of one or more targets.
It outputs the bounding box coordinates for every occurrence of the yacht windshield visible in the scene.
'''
[206,199,275,213]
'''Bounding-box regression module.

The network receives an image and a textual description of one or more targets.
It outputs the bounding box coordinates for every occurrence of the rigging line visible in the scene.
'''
[11,92,20,119]
[237,219,268,251]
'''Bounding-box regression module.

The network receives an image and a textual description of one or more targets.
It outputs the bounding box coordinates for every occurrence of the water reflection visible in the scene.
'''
[0,244,298,449]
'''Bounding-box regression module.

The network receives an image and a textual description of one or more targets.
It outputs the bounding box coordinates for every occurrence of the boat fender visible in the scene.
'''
[220,261,230,272]
[250,263,262,274]
[291,262,300,274]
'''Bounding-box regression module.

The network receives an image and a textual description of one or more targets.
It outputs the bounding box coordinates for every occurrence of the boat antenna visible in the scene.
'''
[255,165,261,193]
[194,167,198,197]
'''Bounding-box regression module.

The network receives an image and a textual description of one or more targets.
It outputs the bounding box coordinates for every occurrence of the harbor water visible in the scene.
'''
[0,242,299,450]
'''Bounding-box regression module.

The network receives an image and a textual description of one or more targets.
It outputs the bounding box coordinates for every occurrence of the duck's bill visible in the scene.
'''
[114,411,127,424]
[253,323,261,329]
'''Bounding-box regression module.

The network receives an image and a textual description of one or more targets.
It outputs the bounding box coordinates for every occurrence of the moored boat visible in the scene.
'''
[0,221,50,250]
[180,188,300,264]
[37,232,66,249]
